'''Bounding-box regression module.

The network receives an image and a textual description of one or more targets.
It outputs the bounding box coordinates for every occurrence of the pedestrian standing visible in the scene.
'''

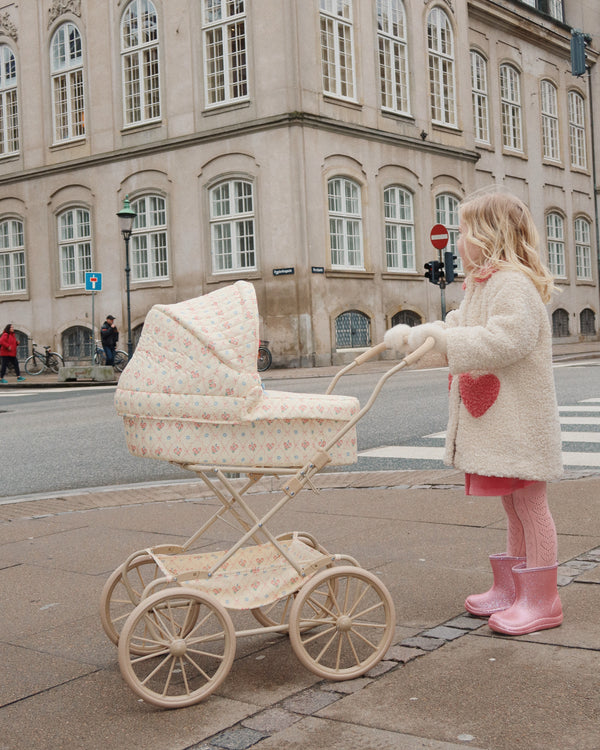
[384,191,563,635]
[101,315,119,367]
[0,323,25,382]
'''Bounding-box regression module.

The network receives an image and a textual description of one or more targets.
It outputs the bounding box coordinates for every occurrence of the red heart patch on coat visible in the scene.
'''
[459,373,500,418]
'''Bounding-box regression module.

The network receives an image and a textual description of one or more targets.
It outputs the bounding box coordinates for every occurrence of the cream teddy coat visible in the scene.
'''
[442,269,563,481]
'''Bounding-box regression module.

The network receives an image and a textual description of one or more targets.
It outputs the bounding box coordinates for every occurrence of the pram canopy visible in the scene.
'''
[115,281,359,467]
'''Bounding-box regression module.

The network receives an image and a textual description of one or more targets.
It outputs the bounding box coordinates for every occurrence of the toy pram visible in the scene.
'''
[101,281,434,708]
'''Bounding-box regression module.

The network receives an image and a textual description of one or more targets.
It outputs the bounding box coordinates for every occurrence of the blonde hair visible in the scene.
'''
[459,191,556,303]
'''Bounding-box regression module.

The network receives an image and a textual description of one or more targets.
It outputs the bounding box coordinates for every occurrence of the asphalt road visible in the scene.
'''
[2,358,599,499]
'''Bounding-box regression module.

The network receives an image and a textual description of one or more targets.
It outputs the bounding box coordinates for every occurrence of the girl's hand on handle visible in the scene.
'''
[383,323,412,353]
[407,323,447,354]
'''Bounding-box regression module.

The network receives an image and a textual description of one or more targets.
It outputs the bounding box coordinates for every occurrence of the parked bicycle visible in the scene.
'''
[257,339,272,372]
[94,341,129,372]
[24,343,64,375]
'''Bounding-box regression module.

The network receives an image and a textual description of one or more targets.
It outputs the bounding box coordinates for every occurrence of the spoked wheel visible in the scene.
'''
[114,351,129,372]
[24,355,44,375]
[48,354,63,373]
[118,587,236,708]
[289,566,395,681]
[100,555,163,649]
[257,346,272,372]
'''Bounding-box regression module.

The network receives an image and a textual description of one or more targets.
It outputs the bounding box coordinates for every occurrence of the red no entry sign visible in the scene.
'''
[430,224,449,250]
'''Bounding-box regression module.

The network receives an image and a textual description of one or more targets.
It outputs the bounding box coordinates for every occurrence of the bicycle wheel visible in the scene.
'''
[25,354,44,375]
[48,353,63,373]
[114,350,129,372]
[94,349,106,366]
[257,346,272,372]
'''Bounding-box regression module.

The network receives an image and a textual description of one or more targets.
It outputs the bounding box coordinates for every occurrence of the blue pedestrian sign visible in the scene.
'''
[85,272,102,291]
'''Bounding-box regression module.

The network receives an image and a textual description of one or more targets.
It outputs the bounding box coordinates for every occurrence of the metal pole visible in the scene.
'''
[586,65,600,321]
[124,234,133,359]
[91,289,95,365]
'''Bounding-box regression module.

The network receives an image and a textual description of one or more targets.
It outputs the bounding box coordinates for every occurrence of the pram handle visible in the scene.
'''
[353,341,388,366]
[326,337,435,395]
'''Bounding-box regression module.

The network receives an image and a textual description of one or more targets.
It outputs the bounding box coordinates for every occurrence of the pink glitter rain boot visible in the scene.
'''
[488,562,563,635]
[465,554,526,617]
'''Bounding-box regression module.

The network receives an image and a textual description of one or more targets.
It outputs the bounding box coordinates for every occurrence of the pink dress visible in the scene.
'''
[465,473,534,496]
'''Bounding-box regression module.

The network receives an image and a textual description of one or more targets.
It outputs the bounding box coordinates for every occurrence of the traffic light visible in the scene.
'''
[444,251,458,283]
[424,260,444,285]
[571,30,591,77]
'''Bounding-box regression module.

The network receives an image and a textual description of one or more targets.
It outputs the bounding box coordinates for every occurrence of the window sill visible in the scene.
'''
[382,271,419,280]
[542,159,564,169]
[431,122,462,136]
[326,269,374,280]
[575,278,595,286]
[0,291,29,302]
[206,270,261,285]
[501,148,528,160]
[322,94,362,111]
[131,278,172,290]
[203,99,251,116]
[120,119,162,136]
[381,109,414,123]
[50,136,86,151]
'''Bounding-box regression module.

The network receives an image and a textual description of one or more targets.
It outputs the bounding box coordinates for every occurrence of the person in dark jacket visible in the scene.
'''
[100,315,119,366]
[0,323,25,382]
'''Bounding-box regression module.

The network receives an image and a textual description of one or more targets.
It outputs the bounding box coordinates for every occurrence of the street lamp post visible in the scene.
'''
[116,195,137,359]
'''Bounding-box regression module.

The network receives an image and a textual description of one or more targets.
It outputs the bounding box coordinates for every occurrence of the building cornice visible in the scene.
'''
[468,0,598,62]
[0,112,479,186]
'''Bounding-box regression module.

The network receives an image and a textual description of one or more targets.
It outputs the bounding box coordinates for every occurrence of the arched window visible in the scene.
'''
[335,310,370,348]
[574,217,592,280]
[500,64,522,151]
[62,325,92,360]
[552,308,569,338]
[0,217,26,294]
[384,186,414,271]
[377,0,409,115]
[58,207,92,288]
[568,91,587,169]
[470,51,489,143]
[320,0,355,100]
[391,310,421,327]
[209,179,256,273]
[427,8,455,126]
[121,0,160,125]
[328,177,363,269]
[580,308,596,336]
[546,212,565,278]
[50,23,85,142]
[202,0,248,107]
[0,45,18,155]
[130,195,168,280]
[435,193,462,273]
[540,80,560,161]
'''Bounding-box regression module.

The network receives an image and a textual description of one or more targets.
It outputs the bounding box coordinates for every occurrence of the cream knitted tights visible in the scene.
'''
[501,482,557,568]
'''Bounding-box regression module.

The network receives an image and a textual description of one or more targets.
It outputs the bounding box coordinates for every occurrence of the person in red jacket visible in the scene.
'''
[0,323,25,382]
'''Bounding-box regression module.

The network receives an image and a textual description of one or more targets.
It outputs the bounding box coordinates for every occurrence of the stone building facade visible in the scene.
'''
[0,0,598,367]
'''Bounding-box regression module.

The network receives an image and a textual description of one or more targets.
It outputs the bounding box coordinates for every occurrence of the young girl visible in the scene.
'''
[384,191,563,635]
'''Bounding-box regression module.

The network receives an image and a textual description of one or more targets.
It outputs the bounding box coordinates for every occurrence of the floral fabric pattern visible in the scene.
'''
[116,281,359,467]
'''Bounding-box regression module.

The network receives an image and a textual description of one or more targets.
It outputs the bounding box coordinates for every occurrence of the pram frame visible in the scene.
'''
[103,338,435,708]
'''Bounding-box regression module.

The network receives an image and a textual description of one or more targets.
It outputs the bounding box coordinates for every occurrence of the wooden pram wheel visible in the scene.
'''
[100,555,161,649]
[118,587,236,708]
[289,566,395,680]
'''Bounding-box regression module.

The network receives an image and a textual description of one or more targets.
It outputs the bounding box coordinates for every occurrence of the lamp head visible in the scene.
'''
[117,195,137,239]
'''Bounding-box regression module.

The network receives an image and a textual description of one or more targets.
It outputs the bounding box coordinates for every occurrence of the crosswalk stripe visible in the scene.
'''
[559,405,600,412]
[359,444,600,467]
[360,399,600,467]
